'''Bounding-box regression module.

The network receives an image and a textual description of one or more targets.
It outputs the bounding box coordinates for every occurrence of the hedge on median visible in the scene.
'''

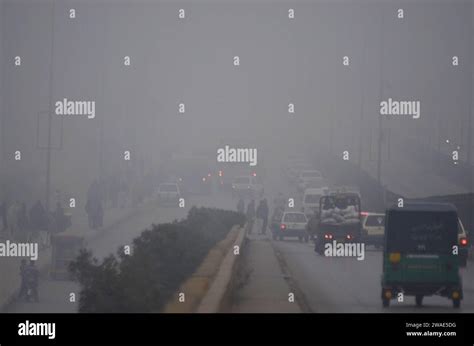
[69,206,245,312]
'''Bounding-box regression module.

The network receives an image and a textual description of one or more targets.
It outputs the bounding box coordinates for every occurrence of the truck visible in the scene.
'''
[313,191,362,255]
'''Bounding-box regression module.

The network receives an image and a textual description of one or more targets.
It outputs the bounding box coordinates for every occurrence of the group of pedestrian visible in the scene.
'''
[0,199,68,245]
[237,197,269,235]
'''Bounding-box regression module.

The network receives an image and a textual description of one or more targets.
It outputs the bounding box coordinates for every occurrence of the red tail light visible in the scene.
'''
[324,234,333,240]
[207,173,211,177]
[346,234,352,240]
[280,224,286,230]
[218,170,223,177]
[252,172,257,177]
[460,238,468,246]
[361,211,369,216]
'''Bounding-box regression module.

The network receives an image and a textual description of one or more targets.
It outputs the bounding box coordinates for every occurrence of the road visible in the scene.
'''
[6,149,474,314]
[273,240,474,313]
[233,149,474,313]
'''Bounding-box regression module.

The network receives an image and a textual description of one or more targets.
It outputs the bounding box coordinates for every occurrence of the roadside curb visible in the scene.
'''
[163,224,245,313]
[270,241,309,313]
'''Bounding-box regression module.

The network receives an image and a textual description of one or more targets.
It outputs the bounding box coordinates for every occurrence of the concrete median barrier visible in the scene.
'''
[163,224,246,313]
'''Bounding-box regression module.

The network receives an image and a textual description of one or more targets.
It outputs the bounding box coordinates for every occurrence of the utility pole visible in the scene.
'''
[45,0,56,212]
[468,5,473,231]
[358,7,367,169]
[467,10,472,172]
[99,7,108,180]
[0,2,6,201]
[376,4,385,186]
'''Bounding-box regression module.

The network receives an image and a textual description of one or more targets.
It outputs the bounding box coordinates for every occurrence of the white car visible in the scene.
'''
[360,212,385,248]
[297,170,324,192]
[231,175,264,199]
[285,162,315,183]
[273,212,309,242]
[157,183,181,205]
[302,187,329,218]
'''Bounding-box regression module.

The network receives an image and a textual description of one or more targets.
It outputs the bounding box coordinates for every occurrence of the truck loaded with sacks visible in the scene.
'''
[314,191,362,255]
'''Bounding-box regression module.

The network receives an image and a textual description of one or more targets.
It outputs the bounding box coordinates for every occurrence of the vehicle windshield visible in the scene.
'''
[159,184,178,192]
[304,194,322,203]
[321,196,359,211]
[365,215,385,227]
[284,213,307,223]
[386,211,457,254]
[234,177,250,184]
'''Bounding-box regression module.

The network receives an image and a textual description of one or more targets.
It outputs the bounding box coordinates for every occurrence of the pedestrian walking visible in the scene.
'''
[246,199,256,234]
[257,198,269,234]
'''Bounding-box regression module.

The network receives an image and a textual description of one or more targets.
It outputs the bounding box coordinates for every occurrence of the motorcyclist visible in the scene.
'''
[24,260,39,302]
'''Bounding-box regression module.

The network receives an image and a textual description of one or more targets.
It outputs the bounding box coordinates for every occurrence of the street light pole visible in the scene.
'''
[358,9,367,169]
[376,5,385,186]
[46,0,56,212]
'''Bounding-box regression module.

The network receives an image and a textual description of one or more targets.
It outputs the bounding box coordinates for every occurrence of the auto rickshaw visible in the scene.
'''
[381,202,463,308]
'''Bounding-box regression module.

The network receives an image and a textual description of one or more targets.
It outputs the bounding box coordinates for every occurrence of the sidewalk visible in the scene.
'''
[230,232,301,313]
[0,200,151,311]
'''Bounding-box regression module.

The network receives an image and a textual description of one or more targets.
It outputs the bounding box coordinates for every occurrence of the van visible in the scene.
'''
[302,187,329,218]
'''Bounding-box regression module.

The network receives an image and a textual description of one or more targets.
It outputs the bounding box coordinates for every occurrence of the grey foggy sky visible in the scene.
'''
[0,0,472,203]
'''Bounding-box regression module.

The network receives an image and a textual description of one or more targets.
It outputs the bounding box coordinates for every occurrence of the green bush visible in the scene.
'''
[69,207,245,312]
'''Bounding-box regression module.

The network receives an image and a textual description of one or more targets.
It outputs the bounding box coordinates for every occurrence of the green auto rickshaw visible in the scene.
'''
[381,201,463,308]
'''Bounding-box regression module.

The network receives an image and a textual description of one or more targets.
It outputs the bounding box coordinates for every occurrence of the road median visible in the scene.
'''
[163,225,246,313]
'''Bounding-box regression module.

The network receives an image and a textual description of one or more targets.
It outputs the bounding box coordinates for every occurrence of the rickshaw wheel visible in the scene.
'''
[453,299,461,309]
[415,295,423,307]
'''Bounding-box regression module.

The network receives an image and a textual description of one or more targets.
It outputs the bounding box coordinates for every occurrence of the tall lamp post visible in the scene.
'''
[45,0,56,212]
